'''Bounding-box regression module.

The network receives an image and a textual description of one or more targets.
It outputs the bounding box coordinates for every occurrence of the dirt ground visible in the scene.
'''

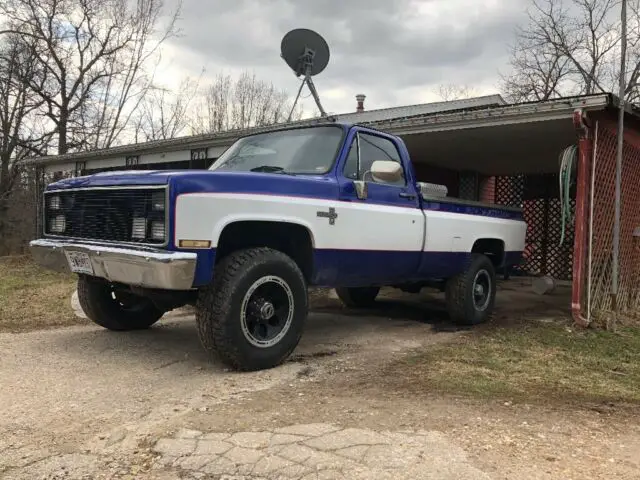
[1,283,639,479]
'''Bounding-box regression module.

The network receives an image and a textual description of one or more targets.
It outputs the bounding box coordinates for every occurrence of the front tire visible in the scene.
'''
[335,287,380,308]
[445,254,496,325]
[77,276,165,331]
[196,247,308,371]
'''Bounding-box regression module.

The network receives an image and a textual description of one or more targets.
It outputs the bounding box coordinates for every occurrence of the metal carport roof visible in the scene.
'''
[25,93,638,177]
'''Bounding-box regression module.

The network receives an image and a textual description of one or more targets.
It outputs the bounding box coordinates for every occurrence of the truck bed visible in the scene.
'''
[422,195,522,213]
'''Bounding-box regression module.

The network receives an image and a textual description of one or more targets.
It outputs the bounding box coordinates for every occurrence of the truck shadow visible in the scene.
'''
[50,281,571,371]
[50,295,456,371]
[309,293,463,332]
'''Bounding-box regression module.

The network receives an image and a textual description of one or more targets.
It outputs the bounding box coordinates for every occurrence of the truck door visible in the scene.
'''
[332,128,424,286]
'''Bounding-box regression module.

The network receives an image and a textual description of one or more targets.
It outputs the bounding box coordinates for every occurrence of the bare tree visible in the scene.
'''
[0,34,50,252]
[434,83,478,102]
[191,71,303,134]
[133,76,200,142]
[191,73,232,134]
[502,0,640,103]
[623,0,640,102]
[0,0,181,154]
[82,0,182,149]
[501,25,574,102]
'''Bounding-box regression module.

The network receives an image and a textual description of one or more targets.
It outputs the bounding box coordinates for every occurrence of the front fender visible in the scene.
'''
[174,193,318,249]
[210,214,317,249]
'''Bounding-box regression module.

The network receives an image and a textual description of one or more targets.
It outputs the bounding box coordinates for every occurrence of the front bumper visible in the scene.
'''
[29,239,197,290]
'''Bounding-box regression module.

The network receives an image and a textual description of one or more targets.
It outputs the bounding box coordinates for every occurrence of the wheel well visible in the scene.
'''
[216,221,314,281]
[472,238,505,268]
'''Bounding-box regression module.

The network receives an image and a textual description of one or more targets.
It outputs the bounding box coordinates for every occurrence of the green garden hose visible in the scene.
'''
[559,145,577,246]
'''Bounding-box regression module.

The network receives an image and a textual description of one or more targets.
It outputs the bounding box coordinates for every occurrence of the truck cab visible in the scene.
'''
[30,121,527,371]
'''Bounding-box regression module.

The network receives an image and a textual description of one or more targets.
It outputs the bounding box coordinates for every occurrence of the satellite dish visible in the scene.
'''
[281,28,330,77]
[281,28,330,120]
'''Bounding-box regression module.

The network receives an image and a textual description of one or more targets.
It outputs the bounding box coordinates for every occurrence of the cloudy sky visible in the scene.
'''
[155,0,532,116]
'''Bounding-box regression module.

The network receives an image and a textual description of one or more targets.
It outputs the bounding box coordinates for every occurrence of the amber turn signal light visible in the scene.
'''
[178,240,211,249]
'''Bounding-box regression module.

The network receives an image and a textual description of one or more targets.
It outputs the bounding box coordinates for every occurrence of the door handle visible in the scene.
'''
[399,192,416,200]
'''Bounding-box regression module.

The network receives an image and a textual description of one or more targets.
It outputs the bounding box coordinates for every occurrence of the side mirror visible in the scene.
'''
[369,160,403,184]
[353,161,403,199]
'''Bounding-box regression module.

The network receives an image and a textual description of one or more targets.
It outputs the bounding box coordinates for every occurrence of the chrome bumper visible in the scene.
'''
[29,239,198,290]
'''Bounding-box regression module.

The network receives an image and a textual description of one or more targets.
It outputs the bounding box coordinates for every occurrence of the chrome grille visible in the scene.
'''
[43,187,168,246]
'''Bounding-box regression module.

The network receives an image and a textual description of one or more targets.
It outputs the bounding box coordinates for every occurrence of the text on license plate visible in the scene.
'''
[65,251,94,275]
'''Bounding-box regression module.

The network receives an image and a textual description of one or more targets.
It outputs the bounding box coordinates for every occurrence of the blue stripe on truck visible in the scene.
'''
[191,248,524,288]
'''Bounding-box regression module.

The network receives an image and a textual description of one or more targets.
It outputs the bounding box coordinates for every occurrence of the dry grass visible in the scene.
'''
[384,321,640,406]
[0,255,81,333]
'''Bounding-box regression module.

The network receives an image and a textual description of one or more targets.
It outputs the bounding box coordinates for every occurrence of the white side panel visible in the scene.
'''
[44,162,75,174]
[175,193,425,251]
[89,157,127,169]
[425,211,527,253]
[141,150,188,165]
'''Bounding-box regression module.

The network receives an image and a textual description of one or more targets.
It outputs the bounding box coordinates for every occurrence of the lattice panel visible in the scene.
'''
[458,172,478,200]
[494,174,524,207]
[495,173,575,281]
[585,125,640,323]
[517,197,575,280]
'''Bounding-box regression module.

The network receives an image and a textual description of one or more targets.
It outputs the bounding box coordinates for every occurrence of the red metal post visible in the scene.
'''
[572,109,593,327]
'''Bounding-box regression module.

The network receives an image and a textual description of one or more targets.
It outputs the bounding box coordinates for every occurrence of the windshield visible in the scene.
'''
[209,125,345,174]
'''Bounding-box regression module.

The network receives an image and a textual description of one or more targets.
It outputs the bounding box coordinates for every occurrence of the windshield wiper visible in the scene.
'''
[249,165,294,175]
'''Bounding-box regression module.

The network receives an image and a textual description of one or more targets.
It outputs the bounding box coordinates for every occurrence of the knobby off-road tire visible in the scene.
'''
[445,253,496,326]
[196,247,308,372]
[77,275,164,331]
[335,287,380,308]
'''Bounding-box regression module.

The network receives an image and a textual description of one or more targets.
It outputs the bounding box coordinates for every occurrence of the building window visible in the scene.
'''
[74,161,86,177]
[190,148,208,168]
[191,148,208,161]
[126,155,139,167]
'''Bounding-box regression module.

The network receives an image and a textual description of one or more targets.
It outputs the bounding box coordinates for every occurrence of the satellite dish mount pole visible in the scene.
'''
[287,46,328,121]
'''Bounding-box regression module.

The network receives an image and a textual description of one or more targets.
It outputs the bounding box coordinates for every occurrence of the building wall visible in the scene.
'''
[43,145,230,175]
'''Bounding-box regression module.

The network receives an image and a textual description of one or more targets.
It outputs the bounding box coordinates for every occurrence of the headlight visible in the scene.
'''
[150,221,165,241]
[151,190,165,211]
[49,195,61,210]
[131,217,147,239]
[49,215,66,233]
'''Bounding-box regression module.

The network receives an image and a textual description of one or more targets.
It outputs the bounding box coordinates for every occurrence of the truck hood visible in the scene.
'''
[46,170,185,189]
[46,169,339,199]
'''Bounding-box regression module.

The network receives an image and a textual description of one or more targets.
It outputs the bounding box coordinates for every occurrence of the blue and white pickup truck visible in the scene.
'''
[30,122,527,371]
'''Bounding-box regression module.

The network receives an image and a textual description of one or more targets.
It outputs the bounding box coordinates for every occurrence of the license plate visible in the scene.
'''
[65,251,94,275]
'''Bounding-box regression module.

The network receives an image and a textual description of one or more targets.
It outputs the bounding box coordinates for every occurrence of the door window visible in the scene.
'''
[342,132,405,186]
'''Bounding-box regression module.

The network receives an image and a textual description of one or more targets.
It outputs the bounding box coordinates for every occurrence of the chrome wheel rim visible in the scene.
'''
[240,275,294,348]
[472,269,492,312]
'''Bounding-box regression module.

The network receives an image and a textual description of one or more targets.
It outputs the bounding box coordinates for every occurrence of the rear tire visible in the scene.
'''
[77,276,164,331]
[445,254,496,325]
[335,287,380,308]
[196,247,308,371]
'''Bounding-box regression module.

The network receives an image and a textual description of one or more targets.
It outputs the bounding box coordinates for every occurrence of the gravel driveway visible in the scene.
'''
[1,295,639,479]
